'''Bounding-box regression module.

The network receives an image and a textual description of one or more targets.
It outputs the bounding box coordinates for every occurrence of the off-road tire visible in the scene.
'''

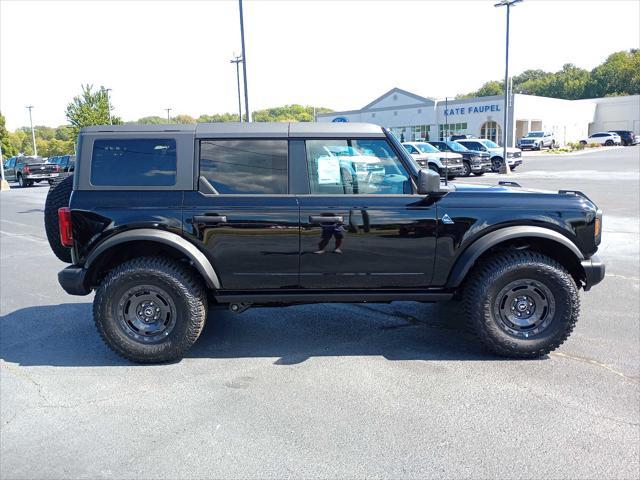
[491,157,503,172]
[44,175,74,263]
[463,250,579,358]
[93,257,207,363]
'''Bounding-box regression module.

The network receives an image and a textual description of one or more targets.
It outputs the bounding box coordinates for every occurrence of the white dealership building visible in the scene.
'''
[317,88,640,147]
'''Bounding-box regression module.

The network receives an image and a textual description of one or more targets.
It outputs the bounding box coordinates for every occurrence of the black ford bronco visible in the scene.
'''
[46,123,605,363]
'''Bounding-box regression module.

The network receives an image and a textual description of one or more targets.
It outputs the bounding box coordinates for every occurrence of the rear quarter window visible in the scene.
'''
[199,139,288,194]
[91,138,177,186]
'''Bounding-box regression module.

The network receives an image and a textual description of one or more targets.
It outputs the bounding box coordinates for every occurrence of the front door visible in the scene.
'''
[182,138,300,291]
[4,158,16,181]
[297,138,437,289]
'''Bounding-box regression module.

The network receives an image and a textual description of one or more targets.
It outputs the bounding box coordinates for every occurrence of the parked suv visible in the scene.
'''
[456,138,523,172]
[608,130,638,146]
[3,155,60,187]
[402,141,464,178]
[517,131,556,150]
[48,123,604,363]
[427,140,491,176]
[580,132,622,146]
[48,154,76,174]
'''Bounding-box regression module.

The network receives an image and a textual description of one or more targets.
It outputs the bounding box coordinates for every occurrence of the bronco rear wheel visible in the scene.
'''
[463,250,579,358]
[93,257,207,363]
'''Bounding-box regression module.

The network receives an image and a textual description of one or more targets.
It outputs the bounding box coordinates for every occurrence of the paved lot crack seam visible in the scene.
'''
[550,352,639,383]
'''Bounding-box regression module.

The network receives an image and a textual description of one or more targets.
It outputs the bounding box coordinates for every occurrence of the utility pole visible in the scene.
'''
[238,0,250,122]
[165,108,172,123]
[26,105,37,156]
[494,0,522,174]
[230,55,243,122]
[104,88,113,125]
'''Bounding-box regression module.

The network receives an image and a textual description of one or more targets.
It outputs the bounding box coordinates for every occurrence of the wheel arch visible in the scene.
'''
[446,226,586,288]
[84,229,220,289]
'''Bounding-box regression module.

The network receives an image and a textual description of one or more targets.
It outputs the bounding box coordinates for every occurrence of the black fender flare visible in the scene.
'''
[445,226,584,288]
[85,228,220,289]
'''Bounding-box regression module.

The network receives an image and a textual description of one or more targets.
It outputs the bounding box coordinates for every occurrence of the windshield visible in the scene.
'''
[480,139,499,148]
[415,143,438,154]
[525,132,544,138]
[446,141,468,152]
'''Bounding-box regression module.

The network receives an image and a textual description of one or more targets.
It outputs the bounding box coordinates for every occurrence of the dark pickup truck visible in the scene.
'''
[3,155,61,187]
[46,123,605,363]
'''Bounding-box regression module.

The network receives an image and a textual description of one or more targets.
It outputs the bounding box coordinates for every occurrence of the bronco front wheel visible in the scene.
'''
[463,251,579,358]
[93,257,207,363]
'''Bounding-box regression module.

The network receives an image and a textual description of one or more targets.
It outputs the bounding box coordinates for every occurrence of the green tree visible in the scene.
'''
[66,84,122,136]
[196,113,240,122]
[135,116,166,125]
[173,114,196,124]
[0,112,18,157]
[587,50,640,97]
[252,104,333,122]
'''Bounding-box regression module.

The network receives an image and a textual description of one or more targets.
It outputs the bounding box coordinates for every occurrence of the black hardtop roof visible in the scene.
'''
[79,122,386,138]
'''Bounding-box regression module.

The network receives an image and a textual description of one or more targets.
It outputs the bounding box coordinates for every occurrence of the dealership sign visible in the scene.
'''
[444,104,501,116]
[332,117,349,122]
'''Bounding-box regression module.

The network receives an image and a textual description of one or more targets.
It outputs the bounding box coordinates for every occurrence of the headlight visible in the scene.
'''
[507,152,515,158]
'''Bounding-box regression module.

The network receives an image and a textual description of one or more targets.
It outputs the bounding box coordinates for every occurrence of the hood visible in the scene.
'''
[438,152,463,159]
[487,146,521,154]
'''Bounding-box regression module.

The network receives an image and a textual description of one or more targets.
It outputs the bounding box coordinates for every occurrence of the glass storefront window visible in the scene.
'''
[480,121,502,144]
[438,123,468,140]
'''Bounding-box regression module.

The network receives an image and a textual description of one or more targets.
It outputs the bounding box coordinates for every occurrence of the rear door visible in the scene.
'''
[296,137,437,289]
[182,138,300,290]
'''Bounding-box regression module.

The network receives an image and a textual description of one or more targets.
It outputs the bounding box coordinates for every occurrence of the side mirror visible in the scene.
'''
[417,169,443,195]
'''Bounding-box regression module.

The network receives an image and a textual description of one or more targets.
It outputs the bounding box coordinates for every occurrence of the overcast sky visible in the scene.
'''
[1,0,638,129]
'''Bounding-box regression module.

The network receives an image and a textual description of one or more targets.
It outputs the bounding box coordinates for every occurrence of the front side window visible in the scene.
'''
[416,143,438,154]
[91,138,177,186]
[199,139,288,194]
[306,139,411,195]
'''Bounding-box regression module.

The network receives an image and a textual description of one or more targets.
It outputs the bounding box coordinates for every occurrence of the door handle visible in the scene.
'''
[193,215,227,224]
[309,215,343,224]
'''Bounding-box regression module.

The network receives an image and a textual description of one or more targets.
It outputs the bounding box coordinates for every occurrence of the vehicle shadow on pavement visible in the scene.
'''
[0,301,512,367]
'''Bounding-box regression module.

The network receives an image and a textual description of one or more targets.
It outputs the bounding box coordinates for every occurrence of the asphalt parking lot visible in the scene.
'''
[1,146,639,479]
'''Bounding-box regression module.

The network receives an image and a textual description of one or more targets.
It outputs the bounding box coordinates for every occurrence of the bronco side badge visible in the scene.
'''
[441,214,454,224]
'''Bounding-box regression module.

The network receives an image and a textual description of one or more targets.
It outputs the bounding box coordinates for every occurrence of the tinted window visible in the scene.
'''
[306,139,411,195]
[404,144,418,154]
[199,140,288,194]
[91,139,176,186]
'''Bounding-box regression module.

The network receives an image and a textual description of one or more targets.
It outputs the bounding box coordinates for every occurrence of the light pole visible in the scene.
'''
[26,105,37,157]
[494,0,522,174]
[104,88,113,125]
[238,0,250,122]
[230,55,243,122]
[165,108,172,123]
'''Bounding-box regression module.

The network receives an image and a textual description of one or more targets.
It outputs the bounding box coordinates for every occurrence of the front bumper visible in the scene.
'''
[507,158,523,167]
[443,164,465,176]
[581,255,605,291]
[58,266,91,296]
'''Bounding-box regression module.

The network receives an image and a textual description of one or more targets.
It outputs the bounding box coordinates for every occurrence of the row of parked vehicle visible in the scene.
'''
[401,137,523,178]
[2,154,75,187]
[517,129,638,150]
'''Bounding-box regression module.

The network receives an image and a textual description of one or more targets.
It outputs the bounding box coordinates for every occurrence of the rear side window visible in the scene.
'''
[91,139,177,186]
[199,140,288,194]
